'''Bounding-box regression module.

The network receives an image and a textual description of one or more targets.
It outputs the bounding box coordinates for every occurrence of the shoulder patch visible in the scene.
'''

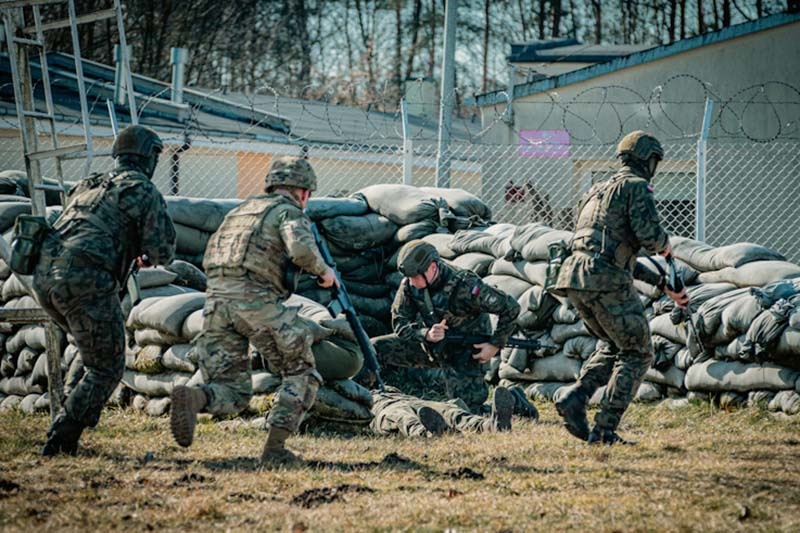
[647,184,654,193]
[471,285,481,297]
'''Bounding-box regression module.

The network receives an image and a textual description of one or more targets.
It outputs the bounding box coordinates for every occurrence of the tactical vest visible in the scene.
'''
[52,169,147,278]
[203,194,291,288]
[412,264,491,334]
[571,171,642,271]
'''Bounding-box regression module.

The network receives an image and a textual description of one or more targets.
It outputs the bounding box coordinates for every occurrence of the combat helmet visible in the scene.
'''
[265,156,317,191]
[615,131,664,162]
[397,240,440,277]
[112,125,163,158]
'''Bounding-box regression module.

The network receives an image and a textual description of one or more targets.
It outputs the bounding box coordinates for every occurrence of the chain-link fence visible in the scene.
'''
[0,129,798,263]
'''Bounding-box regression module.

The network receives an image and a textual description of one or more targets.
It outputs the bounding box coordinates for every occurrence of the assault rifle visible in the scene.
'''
[310,223,385,391]
[644,254,702,346]
[431,333,557,366]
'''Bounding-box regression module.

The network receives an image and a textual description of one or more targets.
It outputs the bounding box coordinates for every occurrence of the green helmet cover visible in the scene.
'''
[616,130,664,162]
[397,239,440,276]
[265,156,317,191]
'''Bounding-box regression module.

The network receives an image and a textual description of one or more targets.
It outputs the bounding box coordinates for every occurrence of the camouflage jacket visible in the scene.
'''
[43,167,176,283]
[555,165,669,292]
[392,262,521,349]
[204,192,328,296]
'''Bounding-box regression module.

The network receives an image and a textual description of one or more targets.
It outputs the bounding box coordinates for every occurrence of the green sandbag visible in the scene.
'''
[328,379,373,407]
[311,386,373,423]
[175,222,212,255]
[312,336,363,381]
[134,292,206,337]
[165,196,241,233]
[167,259,207,292]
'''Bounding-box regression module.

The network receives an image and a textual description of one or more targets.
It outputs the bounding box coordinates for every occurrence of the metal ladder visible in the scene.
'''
[0,0,138,420]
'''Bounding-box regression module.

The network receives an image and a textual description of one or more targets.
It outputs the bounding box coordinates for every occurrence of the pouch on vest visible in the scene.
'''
[9,214,50,275]
[544,239,570,296]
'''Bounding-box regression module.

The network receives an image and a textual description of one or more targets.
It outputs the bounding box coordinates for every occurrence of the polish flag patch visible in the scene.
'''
[647,184,655,193]
[471,285,481,297]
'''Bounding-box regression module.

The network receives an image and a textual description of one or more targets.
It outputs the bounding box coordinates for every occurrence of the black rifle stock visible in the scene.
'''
[310,223,385,391]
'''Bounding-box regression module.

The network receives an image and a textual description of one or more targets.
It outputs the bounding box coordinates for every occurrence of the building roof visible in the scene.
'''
[507,37,653,64]
[0,52,475,145]
[476,10,800,107]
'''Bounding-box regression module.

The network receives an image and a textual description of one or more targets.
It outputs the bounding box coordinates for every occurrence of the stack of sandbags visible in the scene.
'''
[165,197,242,267]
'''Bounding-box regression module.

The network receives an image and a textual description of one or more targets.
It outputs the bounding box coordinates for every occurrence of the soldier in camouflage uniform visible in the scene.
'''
[372,240,521,413]
[552,131,688,445]
[370,386,515,437]
[170,156,337,465]
[33,125,176,456]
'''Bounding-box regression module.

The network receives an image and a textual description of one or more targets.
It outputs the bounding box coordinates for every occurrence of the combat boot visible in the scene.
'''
[41,413,85,457]
[418,406,448,436]
[487,386,514,432]
[587,427,636,446]
[508,385,539,421]
[260,426,302,466]
[170,385,207,447]
[555,384,590,441]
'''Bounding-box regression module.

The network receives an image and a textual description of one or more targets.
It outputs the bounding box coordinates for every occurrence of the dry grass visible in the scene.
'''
[1,401,799,532]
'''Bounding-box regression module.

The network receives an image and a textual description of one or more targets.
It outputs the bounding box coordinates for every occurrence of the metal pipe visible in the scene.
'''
[435,0,457,188]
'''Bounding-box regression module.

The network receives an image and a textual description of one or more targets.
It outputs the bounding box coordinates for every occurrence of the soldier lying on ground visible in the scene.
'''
[370,386,515,437]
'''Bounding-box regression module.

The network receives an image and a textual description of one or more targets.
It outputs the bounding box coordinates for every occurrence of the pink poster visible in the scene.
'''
[518,130,570,158]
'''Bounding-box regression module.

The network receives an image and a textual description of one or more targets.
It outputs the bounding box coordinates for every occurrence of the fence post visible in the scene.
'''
[435,0,457,188]
[401,98,413,185]
[696,98,713,242]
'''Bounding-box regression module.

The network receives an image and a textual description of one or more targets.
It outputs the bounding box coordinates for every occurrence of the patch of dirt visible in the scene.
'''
[172,472,213,486]
[445,467,484,480]
[308,452,419,471]
[0,478,21,498]
[290,484,375,508]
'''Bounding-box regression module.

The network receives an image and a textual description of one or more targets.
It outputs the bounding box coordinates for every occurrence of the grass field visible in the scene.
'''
[1,401,799,531]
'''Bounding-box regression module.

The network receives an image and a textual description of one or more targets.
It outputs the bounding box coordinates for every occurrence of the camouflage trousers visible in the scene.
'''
[32,265,125,427]
[370,390,489,437]
[196,290,320,433]
[371,334,489,413]
[566,286,654,432]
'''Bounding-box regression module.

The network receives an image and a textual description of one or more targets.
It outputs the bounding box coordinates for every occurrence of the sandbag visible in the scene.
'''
[121,284,195,317]
[28,351,49,388]
[720,292,764,338]
[13,347,38,374]
[768,390,800,415]
[19,392,41,414]
[651,282,737,316]
[645,365,686,389]
[418,187,492,221]
[652,335,682,369]
[0,201,32,234]
[0,394,22,412]
[490,259,549,287]
[712,241,785,269]
[129,345,165,374]
[343,280,392,299]
[182,309,205,340]
[550,321,590,344]
[649,314,688,345]
[685,360,799,392]
[422,233,457,259]
[133,292,206,337]
[144,396,172,417]
[552,302,579,325]
[165,196,241,233]
[319,213,398,251]
[133,328,186,347]
[311,386,373,423]
[4,295,39,310]
[312,336,363,381]
[516,287,558,332]
[7,325,47,355]
[350,293,392,320]
[138,267,178,288]
[509,223,557,254]
[355,184,444,225]
[451,253,495,277]
[524,381,568,401]
[166,260,207,292]
[697,261,800,288]
[122,369,191,396]
[562,336,597,360]
[0,376,33,396]
[449,228,513,259]
[328,379,373,408]
[174,223,212,256]
[674,348,694,370]
[1,273,29,301]
[636,255,699,286]
[305,196,369,220]
[499,352,582,382]
[519,230,574,262]
[394,220,446,244]
[482,274,532,300]
[588,381,663,405]
[162,344,196,373]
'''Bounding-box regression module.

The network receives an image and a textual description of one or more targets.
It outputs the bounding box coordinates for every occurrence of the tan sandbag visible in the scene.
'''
[720,292,764,338]
[311,386,373,423]
[0,394,22,412]
[306,196,369,221]
[649,313,688,345]
[509,223,557,254]
[134,328,186,347]
[768,390,800,415]
[422,233,458,259]
[449,226,515,258]
[134,292,206,338]
[499,352,581,382]
[181,309,204,340]
[130,345,165,374]
[645,365,686,389]
[13,346,38,374]
[138,267,178,288]
[144,396,172,417]
[520,230,574,262]
[685,360,800,392]
[524,381,568,401]
[482,274,532,300]
[418,186,493,221]
[162,344,196,373]
[0,376,32,395]
[550,321,590,344]
[166,259,207,292]
[1,273,29,301]
[394,219,444,244]
[452,253,495,277]
[252,371,281,394]
[552,302,579,324]
[697,261,800,288]
[19,392,40,414]
[328,379,373,407]
[588,381,663,405]
[122,369,191,396]
[563,336,597,360]
[121,284,195,317]
[747,390,775,407]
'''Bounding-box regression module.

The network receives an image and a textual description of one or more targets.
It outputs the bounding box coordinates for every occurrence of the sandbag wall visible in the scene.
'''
[416,225,800,416]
